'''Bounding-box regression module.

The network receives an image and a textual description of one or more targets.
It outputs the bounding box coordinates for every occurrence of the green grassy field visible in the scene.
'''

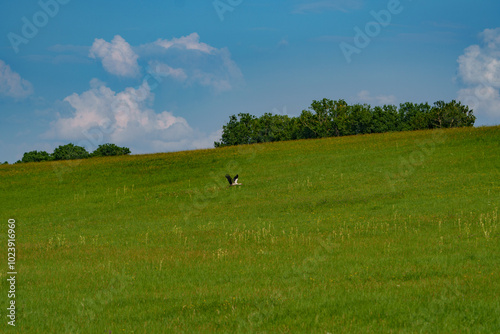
[1,126,499,333]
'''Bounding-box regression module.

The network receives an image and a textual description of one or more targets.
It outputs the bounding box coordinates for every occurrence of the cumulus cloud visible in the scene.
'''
[44,32,242,154]
[89,35,140,77]
[0,59,33,99]
[356,90,397,105]
[140,33,243,93]
[481,28,500,49]
[45,79,216,154]
[148,60,187,81]
[186,47,243,92]
[154,33,216,54]
[457,28,500,124]
[88,33,243,93]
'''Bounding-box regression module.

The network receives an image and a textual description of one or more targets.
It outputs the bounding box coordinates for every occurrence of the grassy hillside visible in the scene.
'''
[1,126,499,333]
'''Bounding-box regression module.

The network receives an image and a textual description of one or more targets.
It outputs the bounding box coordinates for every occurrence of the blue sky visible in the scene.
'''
[1,0,499,163]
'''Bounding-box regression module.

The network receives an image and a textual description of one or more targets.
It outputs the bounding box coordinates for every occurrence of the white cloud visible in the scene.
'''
[154,33,216,54]
[293,0,363,13]
[481,28,500,49]
[458,45,500,86]
[0,59,33,99]
[148,60,187,81]
[84,33,245,93]
[45,79,216,154]
[42,32,242,155]
[139,33,243,93]
[457,28,500,124]
[356,90,397,105]
[187,47,243,92]
[89,35,140,77]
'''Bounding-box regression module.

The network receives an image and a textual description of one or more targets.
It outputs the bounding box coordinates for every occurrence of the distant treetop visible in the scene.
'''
[14,143,131,164]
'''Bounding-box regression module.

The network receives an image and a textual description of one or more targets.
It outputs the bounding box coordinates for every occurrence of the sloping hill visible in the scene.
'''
[1,126,499,332]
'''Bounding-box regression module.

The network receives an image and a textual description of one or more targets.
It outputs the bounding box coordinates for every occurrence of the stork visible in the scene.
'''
[225,174,241,186]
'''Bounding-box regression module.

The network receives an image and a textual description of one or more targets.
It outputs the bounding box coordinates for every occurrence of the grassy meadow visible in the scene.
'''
[1,126,499,333]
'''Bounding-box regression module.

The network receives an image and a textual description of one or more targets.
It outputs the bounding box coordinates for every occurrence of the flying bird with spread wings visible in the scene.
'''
[225,174,241,186]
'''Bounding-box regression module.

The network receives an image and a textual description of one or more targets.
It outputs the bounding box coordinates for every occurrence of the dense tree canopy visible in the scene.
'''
[52,143,90,161]
[91,143,131,157]
[214,99,475,147]
[20,150,53,163]
[13,143,131,164]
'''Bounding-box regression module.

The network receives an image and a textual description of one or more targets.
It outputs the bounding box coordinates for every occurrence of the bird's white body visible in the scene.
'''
[225,174,241,186]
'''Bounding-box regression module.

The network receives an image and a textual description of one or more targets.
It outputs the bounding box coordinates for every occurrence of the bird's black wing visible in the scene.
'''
[225,174,233,185]
[234,174,238,183]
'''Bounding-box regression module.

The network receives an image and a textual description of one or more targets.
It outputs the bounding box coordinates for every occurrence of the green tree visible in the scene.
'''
[299,99,349,138]
[20,150,53,163]
[254,113,295,143]
[398,102,432,131]
[348,104,373,135]
[91,144,131,157]
[215,98,476,148]
[255,113,277,143]
[372,105,399,133]
[272,114,297,141]
[298,109,319,139]
[430,100,475,128]
[214,113,258,147]
[215,114,238,147]
[52,143,90,161]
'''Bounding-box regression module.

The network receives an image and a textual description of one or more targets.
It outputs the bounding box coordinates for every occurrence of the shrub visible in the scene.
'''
[21,150,53,163]
[91,144,131,157]
[52,144,90,161]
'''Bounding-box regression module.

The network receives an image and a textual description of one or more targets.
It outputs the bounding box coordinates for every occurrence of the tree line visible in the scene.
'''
[214,99,475,147]
[10,143,131,164]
